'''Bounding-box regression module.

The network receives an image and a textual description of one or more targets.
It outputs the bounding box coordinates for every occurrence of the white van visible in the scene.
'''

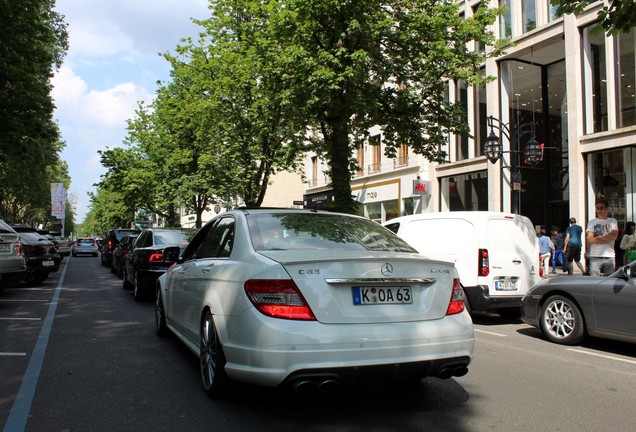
[383,212,540,317]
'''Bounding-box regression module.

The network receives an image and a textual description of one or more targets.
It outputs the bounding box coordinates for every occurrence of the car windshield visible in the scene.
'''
[247,213,417,253]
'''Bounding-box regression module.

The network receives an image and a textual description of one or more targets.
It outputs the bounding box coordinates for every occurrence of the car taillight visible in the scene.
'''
[15,241,23,256]
[478,248,489,276]
[445,278,465,315]
[244,279,316,321]
[149,252,164,262]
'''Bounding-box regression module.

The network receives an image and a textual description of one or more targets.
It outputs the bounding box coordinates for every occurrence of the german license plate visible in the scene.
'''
[42,260,54,267]
[0,244,10,252]
[352,286,412,305]
[495,279,518,291]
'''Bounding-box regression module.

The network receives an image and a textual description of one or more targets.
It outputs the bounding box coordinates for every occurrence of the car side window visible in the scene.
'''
[192,217,235,259]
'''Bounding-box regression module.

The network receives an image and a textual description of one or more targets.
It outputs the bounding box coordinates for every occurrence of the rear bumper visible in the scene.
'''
[464,285,523,311]
[210,310,475,388]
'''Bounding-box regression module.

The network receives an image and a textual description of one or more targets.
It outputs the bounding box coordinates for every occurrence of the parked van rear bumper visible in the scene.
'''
[464,285,523,311]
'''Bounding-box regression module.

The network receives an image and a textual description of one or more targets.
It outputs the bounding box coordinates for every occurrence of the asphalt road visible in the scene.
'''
[2,256,636,431]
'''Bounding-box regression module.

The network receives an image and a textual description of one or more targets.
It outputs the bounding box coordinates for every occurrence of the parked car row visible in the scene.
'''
[95,209,636,400]
[101,227,195,301]
[0,220,61,287]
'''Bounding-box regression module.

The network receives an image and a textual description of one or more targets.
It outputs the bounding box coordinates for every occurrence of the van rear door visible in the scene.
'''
[399,218,478,289]
[484,216,539,296]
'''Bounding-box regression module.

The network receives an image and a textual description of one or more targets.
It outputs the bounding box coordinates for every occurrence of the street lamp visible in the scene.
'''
[482,115,541,214]
[484,131,503,164]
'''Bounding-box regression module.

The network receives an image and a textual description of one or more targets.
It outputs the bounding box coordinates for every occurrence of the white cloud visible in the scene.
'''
[50,0,209,222]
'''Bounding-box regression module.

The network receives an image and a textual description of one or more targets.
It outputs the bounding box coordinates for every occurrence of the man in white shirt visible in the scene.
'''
[586,198,619,276]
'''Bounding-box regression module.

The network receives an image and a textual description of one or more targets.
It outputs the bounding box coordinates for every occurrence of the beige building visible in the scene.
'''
[303,0,636,234]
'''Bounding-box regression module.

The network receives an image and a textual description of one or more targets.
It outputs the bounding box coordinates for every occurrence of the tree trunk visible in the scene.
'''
[326,116,356,214]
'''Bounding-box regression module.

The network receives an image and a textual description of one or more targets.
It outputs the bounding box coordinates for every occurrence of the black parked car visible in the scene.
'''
[111,234,138,277]
[122,228,195,300]
[11,225,60,284]
[101,228,141,267]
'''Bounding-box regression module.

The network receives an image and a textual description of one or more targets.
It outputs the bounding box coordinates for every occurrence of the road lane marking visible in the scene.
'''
[567,348,636,365]
[474,328,508,337]
[3,258,69,432]
[0,318,41,321]
[0,353,27,356]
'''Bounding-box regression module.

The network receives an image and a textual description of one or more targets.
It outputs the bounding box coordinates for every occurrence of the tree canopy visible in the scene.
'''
[93,0,505,221]
[0,0,71,225]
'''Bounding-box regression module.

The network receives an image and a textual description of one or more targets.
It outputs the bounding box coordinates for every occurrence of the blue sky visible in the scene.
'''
[51,0,210,224]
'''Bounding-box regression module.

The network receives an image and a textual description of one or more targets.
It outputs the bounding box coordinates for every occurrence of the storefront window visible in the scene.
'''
[583,26,608,133]
[384,200,399,221]
[440,172,488,211]
[591,150,630,226]
[617,32,636,128]
[403,197,416,215]
[366,202,381,223]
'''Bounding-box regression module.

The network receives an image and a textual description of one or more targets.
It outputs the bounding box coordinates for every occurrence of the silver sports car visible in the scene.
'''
[521,263,636,345]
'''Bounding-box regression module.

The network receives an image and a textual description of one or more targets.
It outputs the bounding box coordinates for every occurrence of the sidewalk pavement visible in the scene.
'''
[543,263,587,278]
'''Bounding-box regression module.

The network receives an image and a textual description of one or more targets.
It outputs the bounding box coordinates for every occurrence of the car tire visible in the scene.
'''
[133,272,144,301]
[122,268,132,290]
[200,309,229,398]
[110,263,116,274]
[540,295,586,345]
[116,262,123,278]
[155,288,168,337]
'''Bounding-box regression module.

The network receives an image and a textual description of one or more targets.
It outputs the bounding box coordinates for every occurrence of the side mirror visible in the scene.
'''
[621,265,632,279]
[163,246,181,263]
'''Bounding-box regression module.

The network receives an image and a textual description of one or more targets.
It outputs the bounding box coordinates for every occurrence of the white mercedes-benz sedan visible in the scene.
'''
[155,208,474,397]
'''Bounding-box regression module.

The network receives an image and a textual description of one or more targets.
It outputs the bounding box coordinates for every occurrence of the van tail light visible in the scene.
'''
[478,248,489,276]
[244,279,316,321]
[446,278,465,315]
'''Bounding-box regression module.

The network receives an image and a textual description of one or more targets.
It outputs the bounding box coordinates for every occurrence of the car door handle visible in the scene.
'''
[201,264,215,274]
[512,259,522,265]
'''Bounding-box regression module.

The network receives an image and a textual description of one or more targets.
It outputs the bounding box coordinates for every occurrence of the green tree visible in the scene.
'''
[162,2,306,211]
[552,0,636,35]
[265,0,505,213]
[0,0,69,221]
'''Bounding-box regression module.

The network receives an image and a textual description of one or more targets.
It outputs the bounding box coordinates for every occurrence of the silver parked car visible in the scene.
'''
[155,208,474,398]
[0,220,26,288]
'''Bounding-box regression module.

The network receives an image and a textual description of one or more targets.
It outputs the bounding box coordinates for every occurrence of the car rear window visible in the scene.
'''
[247,213,416,253]
[78,239,95,244]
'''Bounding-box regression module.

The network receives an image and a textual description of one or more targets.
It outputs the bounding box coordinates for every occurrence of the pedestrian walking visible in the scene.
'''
[564,217,585,275]
[538,227,554,277]
[620,221,636,265]
[550,226,567,273]
[586,198,618,276]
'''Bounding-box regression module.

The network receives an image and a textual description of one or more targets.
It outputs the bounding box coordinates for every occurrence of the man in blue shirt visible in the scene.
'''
[564,217,585,275]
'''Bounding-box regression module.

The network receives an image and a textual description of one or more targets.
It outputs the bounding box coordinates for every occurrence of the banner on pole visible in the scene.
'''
[51,183,65,219]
